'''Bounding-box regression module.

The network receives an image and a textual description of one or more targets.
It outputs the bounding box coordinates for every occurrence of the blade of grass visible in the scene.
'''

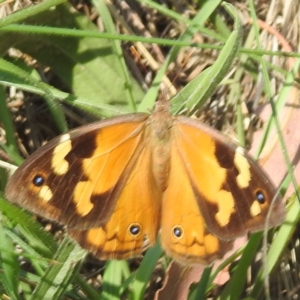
[0,195,57,257]
[249,0,300,202]
[188,267,212,300]
[139,0,225,42]
[171,2,242,115]
[102,260,129,300]
[0,57,67,133]
[30,237,86,300]
[138,0,223,113]
[0,85,18,150]
[129,242,163,300]
[93,0,138,111]
[250,193,300,297]
[0,215,20,300]
[0,57,127,122]
[0,0,66,28]
[218,233,263,300]
[246,2,298,298]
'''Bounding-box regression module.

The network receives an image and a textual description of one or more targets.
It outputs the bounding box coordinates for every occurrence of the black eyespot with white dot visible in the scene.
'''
[172,226,183,238]
[32,175,45,187]
[255,190,265,204]
[129,224,141,236]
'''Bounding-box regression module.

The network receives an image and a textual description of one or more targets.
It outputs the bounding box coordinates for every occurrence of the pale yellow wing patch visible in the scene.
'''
[51,134,72,176]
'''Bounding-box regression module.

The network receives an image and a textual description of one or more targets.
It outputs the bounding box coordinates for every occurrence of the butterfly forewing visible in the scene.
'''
[174,117,285,239]
[6,114,149,229]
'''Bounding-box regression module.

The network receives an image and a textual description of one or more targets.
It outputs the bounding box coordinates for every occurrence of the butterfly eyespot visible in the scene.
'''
[255,190,266,204]
[128,224,141,236]
[32,175,45,187]
[172,226,183,238]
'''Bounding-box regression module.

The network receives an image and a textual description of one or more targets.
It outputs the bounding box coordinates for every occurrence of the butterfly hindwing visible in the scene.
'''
[161,142,234,264]
[68,143,162,259]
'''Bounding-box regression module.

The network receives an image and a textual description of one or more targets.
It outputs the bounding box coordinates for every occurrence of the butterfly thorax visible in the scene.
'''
[147,100,173,191]
[150,99,173,136]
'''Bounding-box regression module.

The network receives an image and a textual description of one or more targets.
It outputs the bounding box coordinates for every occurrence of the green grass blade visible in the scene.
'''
[0,57,67,133]
[171,2,242,115]
[0,215,20,300]
[0,0,66,28]
[92,0,138,112]
[102,260,129,300]
[250,194,300,297]
[188,267,212,300]
[130,243,163,300]
[0,85,18,150]
[138,0,222,113]
[218,233,262,300]
[0,195,57,258]
[31,238,86,300]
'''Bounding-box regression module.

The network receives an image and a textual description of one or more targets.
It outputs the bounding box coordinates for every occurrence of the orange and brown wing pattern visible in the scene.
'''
[6,114,149,229]
[173,116,285,239]
[5,98,286,264]
[161,143,233,264]
[68,144,162,259]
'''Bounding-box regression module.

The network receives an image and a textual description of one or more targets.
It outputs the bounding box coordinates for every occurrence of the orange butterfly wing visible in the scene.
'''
[159,116,285,263]
[161,142,233,264]
[68,144,161,259]
[6,114,149,229]
[174,117,285,238]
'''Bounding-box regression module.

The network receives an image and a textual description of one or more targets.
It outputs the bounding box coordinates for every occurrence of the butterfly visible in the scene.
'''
[6,99,285,265]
